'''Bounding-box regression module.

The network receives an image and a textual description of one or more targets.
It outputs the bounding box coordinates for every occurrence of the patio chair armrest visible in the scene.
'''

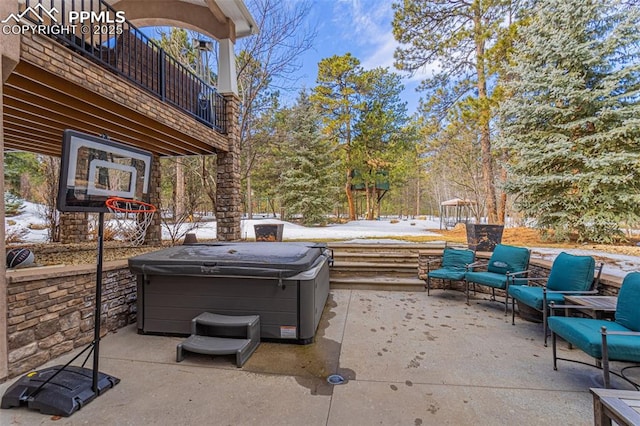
[548,304,591,314]
[602,330,640,337]
[545,289,599,295]
[506,269,531,279]
[466,261,487,271]
[424,258,440,273]
[506,270,531,285]
[506,276,547,287]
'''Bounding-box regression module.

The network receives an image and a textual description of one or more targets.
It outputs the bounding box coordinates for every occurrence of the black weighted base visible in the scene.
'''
[1,365,119,417]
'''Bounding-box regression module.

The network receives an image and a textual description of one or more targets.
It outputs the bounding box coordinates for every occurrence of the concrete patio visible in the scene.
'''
[1,289,637,425]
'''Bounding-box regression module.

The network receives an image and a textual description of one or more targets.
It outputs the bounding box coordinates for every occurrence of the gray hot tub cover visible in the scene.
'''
[128,242,330,278]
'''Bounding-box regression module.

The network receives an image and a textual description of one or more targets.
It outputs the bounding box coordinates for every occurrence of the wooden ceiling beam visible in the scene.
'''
[3,93,177,157]
[2,133,60,156]
[5,72,211,156]
[10,61,226,154]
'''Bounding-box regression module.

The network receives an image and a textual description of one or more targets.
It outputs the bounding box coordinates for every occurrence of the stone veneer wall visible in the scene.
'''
[6,261,135,378]
[59,213,89,244]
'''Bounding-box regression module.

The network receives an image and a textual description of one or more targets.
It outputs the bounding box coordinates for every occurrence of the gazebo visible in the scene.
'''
[439,198,476,230]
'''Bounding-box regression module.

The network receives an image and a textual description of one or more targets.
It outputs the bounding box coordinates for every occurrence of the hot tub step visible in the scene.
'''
[177,335,257,367]
[177,312,261,367]
[191,312,260,332]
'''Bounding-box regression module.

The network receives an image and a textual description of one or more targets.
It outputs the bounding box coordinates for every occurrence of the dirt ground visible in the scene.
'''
[429,224,640,257]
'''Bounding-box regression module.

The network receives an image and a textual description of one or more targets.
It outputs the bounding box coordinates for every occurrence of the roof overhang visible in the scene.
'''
[106,0,257,41]
[213,0,257,38]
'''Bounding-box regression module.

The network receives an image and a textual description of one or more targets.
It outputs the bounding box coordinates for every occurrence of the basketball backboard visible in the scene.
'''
[57,130,153,213]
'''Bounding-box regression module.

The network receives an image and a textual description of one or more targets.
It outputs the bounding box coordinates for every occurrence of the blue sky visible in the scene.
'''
[142,1,425,113]
[288,0,424,113]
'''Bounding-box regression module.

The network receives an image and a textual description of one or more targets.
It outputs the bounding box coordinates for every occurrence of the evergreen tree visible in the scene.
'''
[237,0,315,219]
[353,67,409,219]
[4,152,42,199]
[311,53,367,221]
[392,0,519,223]
[497,0,640,242]
[278,92,339,225]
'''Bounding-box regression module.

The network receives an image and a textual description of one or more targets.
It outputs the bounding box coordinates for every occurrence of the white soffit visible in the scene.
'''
[214,0,258,38]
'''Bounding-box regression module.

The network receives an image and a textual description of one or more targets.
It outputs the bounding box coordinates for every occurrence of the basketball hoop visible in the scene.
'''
[106,197,157,246]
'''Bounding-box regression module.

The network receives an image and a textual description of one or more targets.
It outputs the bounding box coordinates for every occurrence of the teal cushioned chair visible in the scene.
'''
[464,244,530,313]
[425,247,475,295]
[508,252,603,346]
[548,272,640,389]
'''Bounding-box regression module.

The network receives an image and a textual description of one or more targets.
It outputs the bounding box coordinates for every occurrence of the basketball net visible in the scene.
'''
[106,197,157,246]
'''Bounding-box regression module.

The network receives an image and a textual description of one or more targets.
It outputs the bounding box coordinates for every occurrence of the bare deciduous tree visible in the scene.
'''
[35,156,60,242]
[237,0,316,218]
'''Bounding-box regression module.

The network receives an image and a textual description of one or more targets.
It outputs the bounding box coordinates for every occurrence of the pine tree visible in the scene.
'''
[392,0,517,223]
[498,0,640,242]
[353,67,409,220]
[311,53,367,221]
[278,92,339,225]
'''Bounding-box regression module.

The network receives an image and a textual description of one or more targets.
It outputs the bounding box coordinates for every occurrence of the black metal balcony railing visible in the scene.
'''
[20,0,226,133]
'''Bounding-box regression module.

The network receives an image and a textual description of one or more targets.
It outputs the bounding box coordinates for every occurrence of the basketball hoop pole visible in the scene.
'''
[92,212,105,393]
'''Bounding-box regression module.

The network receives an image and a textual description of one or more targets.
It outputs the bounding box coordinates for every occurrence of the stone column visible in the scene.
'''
[144,156,162,245]
[216,94,242,241]
[59,213,89,243]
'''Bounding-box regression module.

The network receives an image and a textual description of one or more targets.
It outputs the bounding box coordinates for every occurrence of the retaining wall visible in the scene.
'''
[5,260,135,378]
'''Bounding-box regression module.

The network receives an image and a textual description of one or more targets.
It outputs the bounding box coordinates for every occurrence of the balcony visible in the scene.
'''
[9,0,226,133]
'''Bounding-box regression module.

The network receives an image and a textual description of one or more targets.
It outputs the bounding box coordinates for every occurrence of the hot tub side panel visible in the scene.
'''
[138,275,299,340]
[298,259,330,343]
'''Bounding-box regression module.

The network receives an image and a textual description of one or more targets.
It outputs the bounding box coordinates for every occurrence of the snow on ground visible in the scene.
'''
[5,201,49,243]
[234,218,440,241]
[5,202,640,277]
[531,247,640,278]
[159,216,444,241]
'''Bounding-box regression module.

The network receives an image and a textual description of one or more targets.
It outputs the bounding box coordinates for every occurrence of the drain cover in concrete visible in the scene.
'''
[327,374,346,385]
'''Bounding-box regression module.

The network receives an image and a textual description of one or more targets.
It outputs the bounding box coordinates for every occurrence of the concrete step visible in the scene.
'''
[331,252,418,264]
[328,243,444,254]
[332,261,417,270]
[331,267,417,280]
[326,243,436,291]
[330,276,425,292]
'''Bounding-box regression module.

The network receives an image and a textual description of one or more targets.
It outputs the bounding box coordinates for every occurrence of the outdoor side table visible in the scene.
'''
[591,388,640,426]
[563,295,617,319]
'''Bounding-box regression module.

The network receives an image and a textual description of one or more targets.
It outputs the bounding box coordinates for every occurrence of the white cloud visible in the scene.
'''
[330,0,435,84]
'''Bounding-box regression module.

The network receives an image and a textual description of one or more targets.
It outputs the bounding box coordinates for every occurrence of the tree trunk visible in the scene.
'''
[474,14,498,224]
[497,154,508,224]
[415,176,420,217]
[201,156,217,213]
[369,186,377,220]
[175,158,184,220]
[345,169,356,220]
[246,173,253,219]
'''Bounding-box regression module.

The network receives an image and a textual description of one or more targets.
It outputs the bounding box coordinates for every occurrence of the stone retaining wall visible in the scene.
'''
[6,261,135,378]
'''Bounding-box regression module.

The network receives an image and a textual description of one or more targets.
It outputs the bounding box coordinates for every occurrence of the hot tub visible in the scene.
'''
[128,242,331,344]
